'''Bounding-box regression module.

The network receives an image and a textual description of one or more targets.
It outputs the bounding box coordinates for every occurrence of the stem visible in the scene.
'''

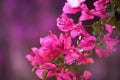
[106,16,113,23]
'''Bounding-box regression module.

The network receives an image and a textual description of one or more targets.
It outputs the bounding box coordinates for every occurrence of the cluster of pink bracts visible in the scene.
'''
[26,0,119,80]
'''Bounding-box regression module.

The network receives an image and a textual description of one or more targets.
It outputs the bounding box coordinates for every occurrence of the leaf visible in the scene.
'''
[106,4,115,16]
[110,0,117,6]
[93,21,102,35]
[59,54,64,59]
[42,71,48,80]
[102,17,116,26]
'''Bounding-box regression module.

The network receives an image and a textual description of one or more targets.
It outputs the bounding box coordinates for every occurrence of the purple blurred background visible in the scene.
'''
[0,0,120,80]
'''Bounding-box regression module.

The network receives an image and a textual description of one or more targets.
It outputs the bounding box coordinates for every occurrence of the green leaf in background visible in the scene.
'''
[110,0,117,6]
[106,4,115,16]
[93,21,102,35]
[59,54,64,59]
[42,71,48,80]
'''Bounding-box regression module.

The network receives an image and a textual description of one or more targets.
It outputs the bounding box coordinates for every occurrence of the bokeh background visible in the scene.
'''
[0,0,120,80]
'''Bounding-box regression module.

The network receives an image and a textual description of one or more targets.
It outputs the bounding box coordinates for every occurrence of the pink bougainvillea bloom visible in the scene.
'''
[104,24,113,37]
[26,47,46,66]
[79,4,94,21]
[62,3,80,14]
[67,0,86,8]
[78,53,94,65]
[65,51,80,64]
[40,32,60,50]
[80,70,92,80]
[93,9,109,19]
[95,48,108,58]
[79,10,94,21]
[57,71,77,80]
[104,24,119,53]
[95,24,119,58]
[93,0,109,19]
[71,22,89,38]
[57,13,75,32]
[59,33,72,49]
[41,63,56,69]
[79,36,96,51]
[38,47,59,61]
[36,69,48,79]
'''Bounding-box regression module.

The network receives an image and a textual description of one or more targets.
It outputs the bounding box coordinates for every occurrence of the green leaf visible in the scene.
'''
[110,0,117,6]
[93,21,102,35]
[106,4,115,16]
[102,17,116,26]
[42,71,48,80]
[59,54,64,59]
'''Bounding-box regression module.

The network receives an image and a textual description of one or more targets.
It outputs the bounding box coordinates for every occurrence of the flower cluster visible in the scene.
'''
[26,0,120,80]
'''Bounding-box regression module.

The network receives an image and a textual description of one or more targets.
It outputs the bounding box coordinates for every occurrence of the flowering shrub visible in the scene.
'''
[26,0,120,80]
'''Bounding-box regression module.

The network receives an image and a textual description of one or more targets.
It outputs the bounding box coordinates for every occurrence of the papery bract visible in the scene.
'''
[67,0,86,8]
[80,70,92,80]
[79,36,96,51]
[57,13,74,32]
[78,53,94,65]
[59,33,72,49]
[63,3,80,14]
[36,69,48,79]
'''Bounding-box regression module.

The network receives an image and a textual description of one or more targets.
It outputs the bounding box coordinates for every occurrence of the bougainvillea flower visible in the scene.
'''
[59,33,72,49]
[36,69,48,79]
[57,71,77,80]
[93,9,109,19]
[63,3,80,14]
[95,24,119,58]
[79,36,96,51]
[104,24,119,53]
[79,4,94,21]
[40,32,60,50]
[95,48,108,58]
[79,10,94,21]
[26,47,46,66]
[67,0,86,8]
[71,22,90,38]
[65,51,80,64]
[77,53,94,65]
[57,13,75,32]
[93,0,109,19]
[80,70,92,80]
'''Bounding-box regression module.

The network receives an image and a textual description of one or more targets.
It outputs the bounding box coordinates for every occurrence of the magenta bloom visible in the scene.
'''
[59,33,72,49]
[63,2,81,14]
[57,13,75,32]
[71,22,90,38]
[80,70,92,80]
[79,4,94,21]
[67,0,86,8]
[95,24,119,58]
[93,0,109,19]
[79,36,96,51]
[40,32,60,50]
[77,53,94,65]
[57,71,77,80]
[65,51,80,64]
